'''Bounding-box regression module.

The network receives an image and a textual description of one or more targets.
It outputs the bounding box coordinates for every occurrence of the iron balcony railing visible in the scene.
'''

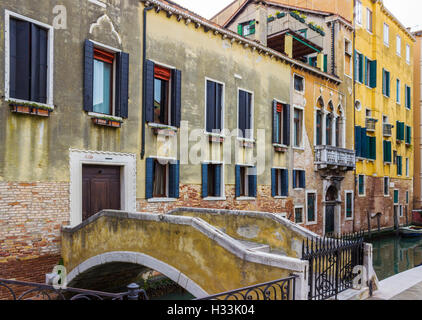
[196,275,298,300]
[365,118,377,132]
[314,145,355,170]
[383,123,393,137]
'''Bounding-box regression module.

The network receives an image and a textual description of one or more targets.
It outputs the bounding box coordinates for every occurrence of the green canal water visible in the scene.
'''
[369,234,422,281]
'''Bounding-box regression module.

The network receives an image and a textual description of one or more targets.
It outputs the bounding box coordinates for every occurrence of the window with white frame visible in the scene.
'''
[384,176,389,196]
[206,79,224,134]
[383,23,389,46]
[238,89,253,139]
[293,107,304,148]
[406,44,411,64]
[396,35,401,56]
[294,74,305,93]
[6,11,54,106]
[406,158,409,177]
[344,39,352,76]
[355,0,362,25]
[366,8,372,32]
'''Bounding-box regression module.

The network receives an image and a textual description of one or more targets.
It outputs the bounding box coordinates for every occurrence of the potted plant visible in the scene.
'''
[276,11,285,19]
[267,14,275,22]
[316,25,325,36]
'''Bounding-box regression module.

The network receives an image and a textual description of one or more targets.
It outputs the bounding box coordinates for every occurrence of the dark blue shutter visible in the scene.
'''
[238,91,246,137]
[9,18,17,99]
[145,158,154,199]
[283,104,290,146]
[216,83,223,131]
[281,169,288,197]
[144,59,155,122]
[248,167,257,198]
[13,19,31,101]
[293,170,297,188]
[169,161,180,199]
[215,164,222,197]
[271,169,276,197]
[235,165,241,197]
[84,39,94,112]
[364,56,368,86]
[116,52,129,118]
[171,69,182,127]
[246,92,252,133]
[300,171,306,188]
[30,24,48,104]
[202,164,208,198]
[206,81,216,133]
[272,100,279,143]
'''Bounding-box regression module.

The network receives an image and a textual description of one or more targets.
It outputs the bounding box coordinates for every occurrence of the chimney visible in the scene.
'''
[255,2,268,46]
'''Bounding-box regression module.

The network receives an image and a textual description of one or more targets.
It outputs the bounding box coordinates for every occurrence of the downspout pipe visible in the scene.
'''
[352,0,357,233]
[141,5,154,160]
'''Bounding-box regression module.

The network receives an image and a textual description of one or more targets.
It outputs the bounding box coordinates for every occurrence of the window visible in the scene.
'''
[396,79,401,104]
[145,158,180,199]
[306,192,317,223]
[400,205,403,217]
[345,191,353,219]
[293,170,306,189]
[406,158,409,176]
[382,69,390,97]
[294,74,304,92]
[355,0,362,25]
[366,8,372,32]
[316,110,323,145]
[206,80,223,133]
[383,140,392,163]
[272,168,289,197]
[397,155,403,176]
[7,14,53,105]
[202,163,223,198]
[84,40,129,118]
[293,108,303,148]
[344,39,352,76]
[326,113,334,146]
[145,60,181,127]
[396,35,401,56]
[355,126,375,160]
[295,207,304,224]
[383,23,389,46]
[384,177,389,196]
[272,101,290,146]
[394,189,399,204]
[358,175,365,196]
[406,191,409,204]
[405,85,411,109]
[406,44,411,64]
[238,89,253,139]
[405,125,412,145]
[396,121,405,141]
[355,51,364,83]
[238,20,255,36]
[153,65,171,124]
[363,57,377,88]
[93,48,114,115]
[236,166,257,198]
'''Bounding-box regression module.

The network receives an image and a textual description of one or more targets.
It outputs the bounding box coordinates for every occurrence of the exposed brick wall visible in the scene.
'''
[354,177,413,232]
[0,254,61,300]
[0,182,70,263]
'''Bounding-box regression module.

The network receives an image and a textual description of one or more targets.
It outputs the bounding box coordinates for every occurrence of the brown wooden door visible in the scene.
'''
[82,165,121,221]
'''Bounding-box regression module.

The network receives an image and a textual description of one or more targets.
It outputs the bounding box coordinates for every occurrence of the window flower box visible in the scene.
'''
[276,12,285,19]
[152,127,177,137]
[239,140,255,149]
[267,16,275,22]
[91,117,122,128]
[9,102,52,117]
[290,11,305,23]
[209,135,225,143]
[273,144,288,153]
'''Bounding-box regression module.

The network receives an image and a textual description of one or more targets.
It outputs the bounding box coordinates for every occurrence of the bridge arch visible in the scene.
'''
[67,251,208,298]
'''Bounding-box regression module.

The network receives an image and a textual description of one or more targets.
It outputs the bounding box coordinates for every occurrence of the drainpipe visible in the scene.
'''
[352,0,357,233]
[141,4,155,160]
[331,21,335,75]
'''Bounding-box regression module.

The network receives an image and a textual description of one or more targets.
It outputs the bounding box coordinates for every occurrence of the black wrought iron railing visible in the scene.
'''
[195,275,298,300]
[302,232,364,300]
[0,278,149,300]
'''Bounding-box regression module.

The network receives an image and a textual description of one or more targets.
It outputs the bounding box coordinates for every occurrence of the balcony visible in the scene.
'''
[314,145,355,171]
[266,13,324,60]
[365,118,377,132]
[383,123,393,137]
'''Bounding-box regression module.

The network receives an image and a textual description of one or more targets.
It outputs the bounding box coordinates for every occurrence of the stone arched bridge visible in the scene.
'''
[61,208,316,298]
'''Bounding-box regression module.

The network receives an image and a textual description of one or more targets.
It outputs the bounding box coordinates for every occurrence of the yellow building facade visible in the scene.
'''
[353,0,415,230]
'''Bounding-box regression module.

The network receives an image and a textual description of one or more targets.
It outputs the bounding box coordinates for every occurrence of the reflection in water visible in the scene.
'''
[369,234,422,281]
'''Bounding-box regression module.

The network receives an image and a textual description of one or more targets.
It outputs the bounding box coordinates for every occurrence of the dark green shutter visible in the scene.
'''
[358,53,364,83]
[384,140,392,163]
[281,169,288,197]
[360,127,367,158]
[369,60,377,88]
[237,24,243,35]
[271,169,277,197]
[235,165,241,198]
[202,164,208,198]
[116,52,129,118]
[323,54,328,73]
[355,126,361,157]
[215,165,221,197]
[364,56,368,86]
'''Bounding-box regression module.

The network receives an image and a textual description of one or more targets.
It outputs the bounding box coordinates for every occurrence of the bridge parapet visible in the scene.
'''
[61,210,309,299]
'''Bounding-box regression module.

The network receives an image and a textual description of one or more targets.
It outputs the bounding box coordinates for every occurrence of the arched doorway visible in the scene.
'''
[325,186,338,235]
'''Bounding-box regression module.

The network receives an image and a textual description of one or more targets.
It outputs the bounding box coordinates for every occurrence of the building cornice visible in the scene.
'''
[141,0,342,84]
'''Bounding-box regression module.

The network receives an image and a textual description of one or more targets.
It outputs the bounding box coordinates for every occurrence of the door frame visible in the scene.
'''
[70,149,136,227]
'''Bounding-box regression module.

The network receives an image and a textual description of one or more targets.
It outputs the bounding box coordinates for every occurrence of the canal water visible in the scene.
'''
[369,234,422,281]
